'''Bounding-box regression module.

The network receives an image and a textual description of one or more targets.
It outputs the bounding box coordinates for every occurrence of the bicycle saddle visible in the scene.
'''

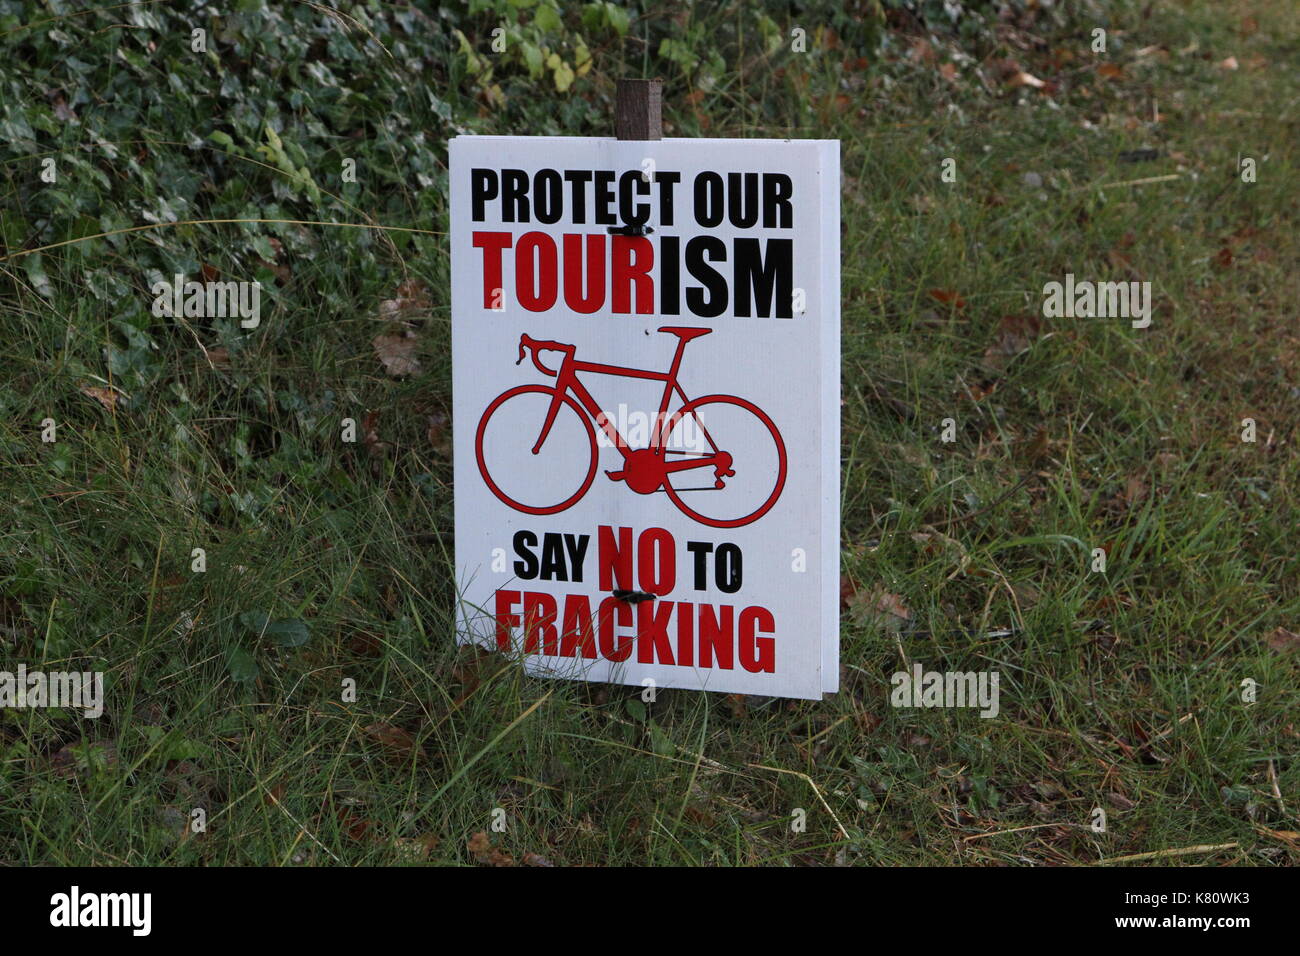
[658,326,712,341]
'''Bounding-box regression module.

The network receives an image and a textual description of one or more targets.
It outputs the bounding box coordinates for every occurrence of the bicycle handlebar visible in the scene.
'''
[516,334,571,377]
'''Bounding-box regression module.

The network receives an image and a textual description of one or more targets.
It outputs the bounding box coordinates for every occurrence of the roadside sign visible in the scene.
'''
[451,135,839,699]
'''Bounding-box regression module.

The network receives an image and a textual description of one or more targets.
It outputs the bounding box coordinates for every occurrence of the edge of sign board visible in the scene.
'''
[819,140,841,695]
[449,135,840,146]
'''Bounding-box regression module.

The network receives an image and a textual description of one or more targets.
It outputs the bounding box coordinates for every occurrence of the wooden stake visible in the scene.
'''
[615,78,662,141]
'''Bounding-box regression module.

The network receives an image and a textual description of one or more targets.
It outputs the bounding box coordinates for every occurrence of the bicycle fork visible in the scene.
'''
[531,388,567,455]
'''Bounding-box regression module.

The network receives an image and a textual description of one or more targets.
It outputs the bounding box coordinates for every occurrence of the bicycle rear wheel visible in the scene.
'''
[660,394,786,528]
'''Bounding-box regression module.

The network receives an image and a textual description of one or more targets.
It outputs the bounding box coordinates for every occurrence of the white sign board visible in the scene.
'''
[451,135,839,699]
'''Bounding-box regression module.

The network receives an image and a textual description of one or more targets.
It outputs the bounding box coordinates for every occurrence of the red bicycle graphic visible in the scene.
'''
[475,326,787,528]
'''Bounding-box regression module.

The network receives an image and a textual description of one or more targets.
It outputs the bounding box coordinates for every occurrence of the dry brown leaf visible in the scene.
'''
[1008,71,1046,89]
[846,582,912,627]
[426,411,450,455]
[372,332,422,377]
[78,384,122,411]
[363,722,417,760]
[1096,63,1123,79]
[839,574,858,610]
[467,830,515,866]
[873,589,910,621]
[928,288,966,310]
[983,313,1042,370]
[1024,426,1050,463]
[393,835,439,861]
[1266,627,1300,654]
[378,277,431,320]
[52,95,77,121]
[51,740,119,780]
[1255,826,1300,848]
[909,39,934,64]
[360,409,386,458]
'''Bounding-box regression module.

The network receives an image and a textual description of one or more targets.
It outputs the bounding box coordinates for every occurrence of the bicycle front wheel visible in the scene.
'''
[476,385,598,515]
[660,394,787,528]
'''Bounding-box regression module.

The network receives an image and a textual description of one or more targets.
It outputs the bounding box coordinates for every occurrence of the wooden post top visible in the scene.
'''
[615,78,662,141]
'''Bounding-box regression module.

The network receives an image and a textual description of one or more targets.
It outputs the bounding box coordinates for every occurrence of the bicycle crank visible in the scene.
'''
[607,448,666,495]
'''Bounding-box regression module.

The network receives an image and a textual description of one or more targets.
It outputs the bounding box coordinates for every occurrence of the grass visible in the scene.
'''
[0,0,1297,865]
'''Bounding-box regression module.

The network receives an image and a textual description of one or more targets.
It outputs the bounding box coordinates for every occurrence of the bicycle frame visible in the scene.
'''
[481,327,783,525]
[532,338,722,477]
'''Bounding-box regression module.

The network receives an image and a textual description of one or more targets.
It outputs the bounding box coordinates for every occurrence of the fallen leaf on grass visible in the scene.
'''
[1122,475,1148,505]
[337,807,377,842]
[361,410,386,457]
[1008,70,1046,90]
[51,740,119,779]
[1266,627,1300,654]
[372,332,422,376]
[847,588,910,624]
[426,411,451,456]
[393,835,439,861]
[364,722,417,760]
[378,278,431,320]
[1024,426,1051,463]
[1096,63,1123,79]
[982,313,1042,371]
[911,529,971,577]
[1219,56,1239,70]
[468,830,515,866]
[839,574,858,610]
[51,94,77,122]
[928,288,966,310]
[1254,826,1300,848]
[78,383,123,411]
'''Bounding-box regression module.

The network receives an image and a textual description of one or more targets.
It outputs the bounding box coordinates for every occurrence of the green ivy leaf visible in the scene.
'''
[533,4,562,33]
[226,646,259,683]
[625,697,646,722]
